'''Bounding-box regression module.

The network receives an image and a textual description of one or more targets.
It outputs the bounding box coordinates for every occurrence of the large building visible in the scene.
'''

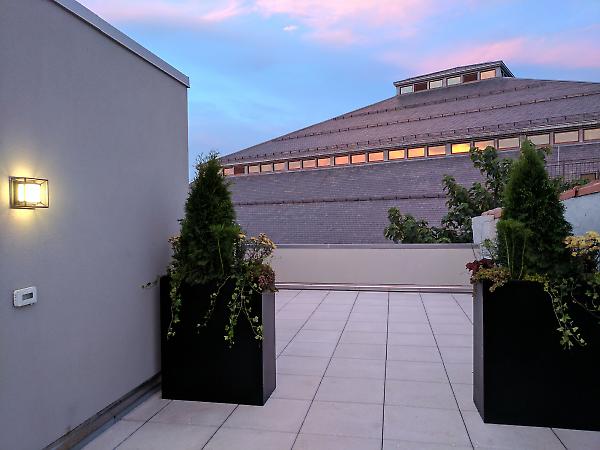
[221,61,600,244]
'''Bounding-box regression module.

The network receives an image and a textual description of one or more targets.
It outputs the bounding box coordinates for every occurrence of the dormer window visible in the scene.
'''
[414,82,428,92]
[429,79,443,89]
[480,69,496,80]
[447,76,461,86]
[462,72,477,83]
[394,61,513,96]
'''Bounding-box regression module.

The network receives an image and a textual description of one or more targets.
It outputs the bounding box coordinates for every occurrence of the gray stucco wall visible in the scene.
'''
[0,1,188,449]
[563,193,600,235]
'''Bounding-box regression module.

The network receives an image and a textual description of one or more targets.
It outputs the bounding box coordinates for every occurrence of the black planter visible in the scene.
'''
[473,280,600,431]
[160,276,276,405]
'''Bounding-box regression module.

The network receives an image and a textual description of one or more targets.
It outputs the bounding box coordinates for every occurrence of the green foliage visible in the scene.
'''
[554,176,589,193]
[440,146,514,241]
[384,208,446,243]
[385,145,512,243]
[167,153,238,337]
[524,274,586,349]
[472,142,599,350]
[207,233,277,345]
[496,219,532,279]
[471,266,511,292]
[497,140,572,275]
[167,154,277,345]
[174,153,238,287]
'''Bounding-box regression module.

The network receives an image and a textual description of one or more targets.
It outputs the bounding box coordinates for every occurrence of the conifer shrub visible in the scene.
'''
[497,140,572,275]
[171,153,238,287]
[166,153,277,343]
[167,153,240,336]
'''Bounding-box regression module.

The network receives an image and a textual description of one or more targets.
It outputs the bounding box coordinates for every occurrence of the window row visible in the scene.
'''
[223,127,600,176]
[398,68,499,95]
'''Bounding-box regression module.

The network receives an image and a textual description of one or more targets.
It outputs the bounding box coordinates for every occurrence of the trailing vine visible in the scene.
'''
[195,233,277,345]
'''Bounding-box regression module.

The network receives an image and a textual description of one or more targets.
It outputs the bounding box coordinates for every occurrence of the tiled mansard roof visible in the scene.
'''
[221,76,600,165]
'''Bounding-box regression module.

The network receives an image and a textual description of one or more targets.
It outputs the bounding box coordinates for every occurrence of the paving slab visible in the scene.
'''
[86,289,600,450]
[203,427,296,450]
[117,422,216,450]
[301,401,383,439]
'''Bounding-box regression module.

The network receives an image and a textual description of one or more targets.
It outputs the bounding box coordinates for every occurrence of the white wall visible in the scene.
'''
[563,193,600,235]
[272,244,476,291]
[0,1,188,449]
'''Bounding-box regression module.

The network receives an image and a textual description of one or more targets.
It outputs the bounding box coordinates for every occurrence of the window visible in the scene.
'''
[260,163,272,172]
[303,159,316,168]
[584,128,600,141]
[427,145,446,156]
[474,140,494,150]
[554,130,579,144]
[388,149,405,160]
[414,82,428,92]
[480,69,496,80]
[223,167,234,176]
[528,134,550,146]
[408,147,425,158]
[447,76,461,86]
[248,165,260,174]
[498,137,520,149]
[288,160,302,170]
[368,151,384,162]
[334,155,349,165]
[233,165,245,175]
[318,157,331,167]
[274,162,285,171]
[429,79,443,89]
[451,142,471,154]
[462,72,477,83]
[400,85,414,94]
[351,153,366,164]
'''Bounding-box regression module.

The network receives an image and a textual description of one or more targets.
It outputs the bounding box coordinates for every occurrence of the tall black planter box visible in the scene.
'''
[160,276,276,406]
[474,281,599,431]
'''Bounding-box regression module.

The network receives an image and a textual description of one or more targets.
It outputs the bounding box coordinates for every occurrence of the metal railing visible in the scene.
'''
[547,158,600,182]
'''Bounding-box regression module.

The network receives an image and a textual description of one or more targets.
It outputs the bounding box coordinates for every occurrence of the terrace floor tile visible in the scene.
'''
[86,289,600,450]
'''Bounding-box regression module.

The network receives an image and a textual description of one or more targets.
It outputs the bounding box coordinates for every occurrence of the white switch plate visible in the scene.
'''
[14,287,37,307]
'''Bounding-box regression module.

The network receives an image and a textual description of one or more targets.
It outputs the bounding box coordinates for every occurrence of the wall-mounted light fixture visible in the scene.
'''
[9,177,49,209]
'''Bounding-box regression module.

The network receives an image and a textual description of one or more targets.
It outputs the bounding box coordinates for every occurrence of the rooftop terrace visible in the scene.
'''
[83,289,600,450]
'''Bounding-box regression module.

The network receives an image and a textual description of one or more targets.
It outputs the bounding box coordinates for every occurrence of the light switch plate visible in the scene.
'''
[14,287,37,307]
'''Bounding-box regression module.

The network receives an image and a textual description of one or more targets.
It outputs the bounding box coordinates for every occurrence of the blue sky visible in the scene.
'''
[79,0,600,179]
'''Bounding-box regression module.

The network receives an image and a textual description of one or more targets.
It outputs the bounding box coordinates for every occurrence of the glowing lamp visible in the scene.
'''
[9,177,49,209]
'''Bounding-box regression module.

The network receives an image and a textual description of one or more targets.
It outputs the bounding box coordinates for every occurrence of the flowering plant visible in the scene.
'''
[466,258,495,280]
[201,231,277,345]
[565,231,600,272]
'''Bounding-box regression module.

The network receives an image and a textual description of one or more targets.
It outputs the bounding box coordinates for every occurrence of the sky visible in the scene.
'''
[78,0,600,179]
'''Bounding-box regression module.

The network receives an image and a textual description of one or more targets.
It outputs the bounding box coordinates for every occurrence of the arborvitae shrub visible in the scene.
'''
[497,140,572,275]
[172,153,238,287]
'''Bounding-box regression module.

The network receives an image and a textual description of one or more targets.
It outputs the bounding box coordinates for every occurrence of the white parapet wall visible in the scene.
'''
[272,244,477,292]
[563,191,600,235]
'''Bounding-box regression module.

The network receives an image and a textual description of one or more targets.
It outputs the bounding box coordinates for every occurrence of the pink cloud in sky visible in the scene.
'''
[80,0,248,26]
[254,0,436,44]
[410,36,600,73]
[80,0,439,44]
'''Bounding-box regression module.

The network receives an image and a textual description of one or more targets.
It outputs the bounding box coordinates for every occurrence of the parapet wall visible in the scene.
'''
[272,244,477,292]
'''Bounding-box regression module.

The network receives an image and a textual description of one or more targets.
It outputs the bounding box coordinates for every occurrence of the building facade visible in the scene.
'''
[222,61,600,244]
[0,1,188,449]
